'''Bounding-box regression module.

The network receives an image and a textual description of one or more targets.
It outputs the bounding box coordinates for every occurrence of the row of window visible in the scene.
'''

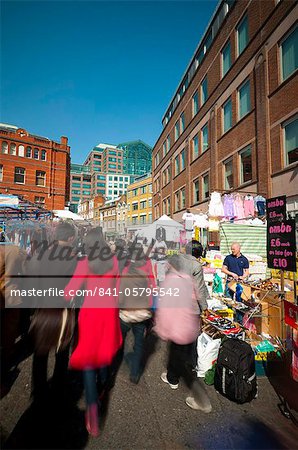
[1,142,47,160]
[158,22,298,166]
[0,166,47,186]
[127,184,153,197]
[163,0,235,126]
[129,199,152,211]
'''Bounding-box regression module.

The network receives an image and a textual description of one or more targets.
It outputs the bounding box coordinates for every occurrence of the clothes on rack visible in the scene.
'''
[254,195,266,216]
[244,195,255,217]
[194,214,209,229]
[223,194,235,219]
[234,194,246,222]
[209,192,224,217]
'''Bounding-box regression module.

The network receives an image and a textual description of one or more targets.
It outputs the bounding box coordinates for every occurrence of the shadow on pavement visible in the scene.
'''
[2,371,88,450]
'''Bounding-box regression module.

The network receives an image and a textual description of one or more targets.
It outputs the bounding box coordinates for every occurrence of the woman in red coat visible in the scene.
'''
[64,228,122,437]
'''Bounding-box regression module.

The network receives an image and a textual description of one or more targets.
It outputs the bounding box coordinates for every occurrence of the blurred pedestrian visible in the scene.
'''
[27,222,77,401]
[154,254,212,412]
[118,243,157,384]
[64,227,122,437]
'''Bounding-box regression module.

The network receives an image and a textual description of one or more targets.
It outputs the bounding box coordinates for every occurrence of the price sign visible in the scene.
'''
[267,219,297,272]
[266,196,286,221]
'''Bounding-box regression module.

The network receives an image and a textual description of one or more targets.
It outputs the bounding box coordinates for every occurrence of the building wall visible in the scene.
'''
[152,0,298,221]
[127,175,153,228]
[0,126,70,210]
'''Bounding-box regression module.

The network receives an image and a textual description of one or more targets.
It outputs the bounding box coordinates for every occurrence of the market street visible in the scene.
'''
[1,335,298,450]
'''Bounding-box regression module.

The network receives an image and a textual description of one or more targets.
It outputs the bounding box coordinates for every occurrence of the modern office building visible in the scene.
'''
[0,123,70,210]
[152,0,298,221]
[70,140,150,211]
[117,140,152,176]
[127,174,153,235]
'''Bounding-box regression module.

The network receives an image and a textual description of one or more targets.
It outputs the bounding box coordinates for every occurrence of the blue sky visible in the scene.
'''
[1,0,218,163]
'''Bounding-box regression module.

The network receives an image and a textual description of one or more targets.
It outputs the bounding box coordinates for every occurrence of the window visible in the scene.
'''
[240,146,252,183]
[109,157,117,162]
[98,175,105,180]
[175,192,180,211]
[140,186,146,194]
[97,182,105,187]
[223,98,232,132]
[180,113,185,133]
[2,141,8,154]
[83,183,90,188]
[82,190,90,195]
[72,183,81,188]
[175,156,180,176]
[181,189,186,209]
[202,174,209,199]
[109,164,116,169]
[133,188,138,196]
[72,190,81,195]
[222,40,231,76]
[148,198,152,207]
[283,116,298,166]
[14,167,25,184]
[163,141,167,157]
[180,149,185,171]
[280,26,298,81]
[72,197,80,202]
[167,135,171,152]
[148,184,152,193]
[36,170,46,186]
[193,91,199,116]
[72,176,81,181]
[163,171,167,187]
[193,180,199,203]
[132,203,138,211]
[237,15,248,55]
[109,151,117,155]
[224,159,233,189]
[41,150,46,161]
[33,148,39,159]
[238,80,251,119]
[10,143,16,155]
[163,199,167,215]
[18,145,25,157]
[0,164,3,182]
[167,198,171,215]
[34,196,45,205]
[140,200,146,209]
[175,120,180,141]
[202,124,209,152]
[201,77,208,105]
[155,153,160,168]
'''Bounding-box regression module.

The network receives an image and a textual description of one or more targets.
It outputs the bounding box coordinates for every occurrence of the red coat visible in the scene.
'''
[64,256,122,370]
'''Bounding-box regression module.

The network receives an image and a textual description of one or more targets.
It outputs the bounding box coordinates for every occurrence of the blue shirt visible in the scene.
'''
[223,254,249,277]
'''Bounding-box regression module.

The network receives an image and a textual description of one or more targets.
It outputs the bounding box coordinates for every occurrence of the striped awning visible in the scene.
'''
[220,223,267,257]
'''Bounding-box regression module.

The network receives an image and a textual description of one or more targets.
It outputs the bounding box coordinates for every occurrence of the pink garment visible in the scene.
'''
[154,271,200,345]
[234,194,246,223]
[244,197,255,217]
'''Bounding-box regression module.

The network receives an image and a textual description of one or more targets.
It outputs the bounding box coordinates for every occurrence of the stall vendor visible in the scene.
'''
[221,242,249,298]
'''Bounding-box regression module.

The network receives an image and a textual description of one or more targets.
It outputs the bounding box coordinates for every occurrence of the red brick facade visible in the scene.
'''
[0,125,70,210]
[153,0,298,221]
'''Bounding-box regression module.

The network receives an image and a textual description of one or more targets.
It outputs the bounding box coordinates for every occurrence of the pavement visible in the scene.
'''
[1,333,298,450]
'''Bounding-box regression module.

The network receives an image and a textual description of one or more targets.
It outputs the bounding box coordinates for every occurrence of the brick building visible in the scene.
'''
[152,0,298,221]
[0,123,70,210]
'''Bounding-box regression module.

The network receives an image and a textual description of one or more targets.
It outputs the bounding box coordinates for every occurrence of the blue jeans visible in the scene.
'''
[120,319,147,379]
[83,367,109,406]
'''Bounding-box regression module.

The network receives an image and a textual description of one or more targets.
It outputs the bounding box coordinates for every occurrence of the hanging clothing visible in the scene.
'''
[244,195,255,217]
[194,214,209,229]
[254,195,266,216]
[208,218,220,231]
[182,212,195,232]
[209,192,224,217]
[223,194,235,219]
[234,194,246,222]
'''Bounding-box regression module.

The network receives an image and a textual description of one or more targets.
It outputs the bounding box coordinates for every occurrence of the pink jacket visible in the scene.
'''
[154,271,200,345]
